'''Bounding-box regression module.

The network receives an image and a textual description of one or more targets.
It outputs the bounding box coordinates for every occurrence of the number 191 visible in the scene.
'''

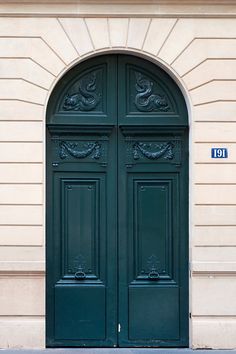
[211,148,228,159]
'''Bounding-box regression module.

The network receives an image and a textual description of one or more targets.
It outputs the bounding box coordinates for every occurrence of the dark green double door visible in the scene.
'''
[46,55,189,347]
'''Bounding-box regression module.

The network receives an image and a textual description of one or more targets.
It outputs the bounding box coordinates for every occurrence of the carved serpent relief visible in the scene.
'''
[63,72,101,111]
[133,141,174,160]
[60,141,101,160]
[134,72,170,112]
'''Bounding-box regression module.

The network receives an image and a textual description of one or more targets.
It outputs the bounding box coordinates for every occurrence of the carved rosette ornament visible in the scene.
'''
[134,72,170,112]
[63,72,101,111]
[133,141,174,160]
[60,141,101,160]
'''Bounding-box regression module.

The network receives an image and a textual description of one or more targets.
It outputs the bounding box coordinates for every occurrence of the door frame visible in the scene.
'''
[44,50,192,348]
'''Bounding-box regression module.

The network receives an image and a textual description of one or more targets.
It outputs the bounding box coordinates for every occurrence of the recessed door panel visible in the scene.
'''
[125,173,181,344]
[133,179,173,281]
[60,178,103,280]
[129,286,179,341]
[55,285,106,340]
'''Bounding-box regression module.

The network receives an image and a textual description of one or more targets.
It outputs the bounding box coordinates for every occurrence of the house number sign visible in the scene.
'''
[211,148,228,158]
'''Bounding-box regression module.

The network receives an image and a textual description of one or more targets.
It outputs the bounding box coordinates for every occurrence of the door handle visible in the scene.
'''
[74,270,86,280]
[148,270,160,280]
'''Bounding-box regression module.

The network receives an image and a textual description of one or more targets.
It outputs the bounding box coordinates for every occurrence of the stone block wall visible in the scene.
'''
[0,8,236,348]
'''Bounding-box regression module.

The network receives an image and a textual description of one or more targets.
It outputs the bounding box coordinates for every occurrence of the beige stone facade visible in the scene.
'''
[0,0,236,349]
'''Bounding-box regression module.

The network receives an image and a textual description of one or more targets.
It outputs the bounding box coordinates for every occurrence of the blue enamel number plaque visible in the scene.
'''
[211,148,228,159]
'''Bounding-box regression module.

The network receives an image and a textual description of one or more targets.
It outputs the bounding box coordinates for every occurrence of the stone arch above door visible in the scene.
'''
[44,17,192,112]
[1,16,234,120]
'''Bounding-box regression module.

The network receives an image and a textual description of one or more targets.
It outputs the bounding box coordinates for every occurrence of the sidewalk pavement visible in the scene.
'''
[1,349,236,354]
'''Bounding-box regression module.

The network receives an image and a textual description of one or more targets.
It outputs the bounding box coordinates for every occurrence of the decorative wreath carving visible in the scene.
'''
[133,141,174,160]
[60,141,101,160]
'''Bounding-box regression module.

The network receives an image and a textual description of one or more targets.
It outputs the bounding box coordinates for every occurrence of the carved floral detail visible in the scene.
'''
[63,72,101,111]
[69,254,86,273]
[134,72,170,112]
[147,254,160,272]
[133,141,174,160]
[146,254,160,280]
[68,255,87,280]
[60,141,101,160]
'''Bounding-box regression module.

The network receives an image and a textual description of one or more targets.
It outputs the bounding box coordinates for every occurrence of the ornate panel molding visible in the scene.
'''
[61,178,101,281]
[125,137,181,166]
[132,179,174,282]
[60,140,101,160]
[50,135,109,166]
[133,141,174,160]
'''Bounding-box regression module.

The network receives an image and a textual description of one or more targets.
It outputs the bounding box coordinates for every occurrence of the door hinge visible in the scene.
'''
[118,323,121,333]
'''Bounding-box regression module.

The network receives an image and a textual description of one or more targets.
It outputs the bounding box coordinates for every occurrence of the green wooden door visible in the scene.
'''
[46,54,189,348]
